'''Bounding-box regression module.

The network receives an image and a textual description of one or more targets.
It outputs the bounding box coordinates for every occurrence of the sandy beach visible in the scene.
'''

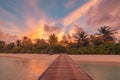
[1,54,120,63]
[69,55,120,63]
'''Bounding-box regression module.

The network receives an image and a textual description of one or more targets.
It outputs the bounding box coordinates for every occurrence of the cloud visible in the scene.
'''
[69,24,84,36]
[29,0,39,7]
[30,21,63,40]
[114,30,120,40]
[44,24,61,33]
[1,0,119,42]
[0,29,18,43]
[0,8,26,36]
[0,0,49,41]
[29,19,61,40]
[62,0,97,26]
[64,0,77,9]
[86,0,120,33]
[63,0,120,38]
[0,21,3,25]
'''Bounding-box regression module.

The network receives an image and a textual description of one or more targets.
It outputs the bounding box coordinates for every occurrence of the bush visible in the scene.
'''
[52,44,66,53]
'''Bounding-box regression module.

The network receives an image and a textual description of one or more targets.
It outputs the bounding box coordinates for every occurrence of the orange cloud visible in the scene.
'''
[30,19,47,40]
[29,19,64,41]
[115,30,120,39]
[1,0,102,43]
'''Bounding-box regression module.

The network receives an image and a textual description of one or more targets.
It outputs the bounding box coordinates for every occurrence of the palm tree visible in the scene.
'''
[67,34,72,43]
[7,43,15,49]
[22,36,28,44]
[0,40,5,49]
[48,33,58,45]
[60,35,68,46]
[98,26,116,42]
[48,33,58,46]
[48,33,58,53]
[89,35,102,45]
[16,40,21,47]
[35,38,47,47]
[74,31,88,47]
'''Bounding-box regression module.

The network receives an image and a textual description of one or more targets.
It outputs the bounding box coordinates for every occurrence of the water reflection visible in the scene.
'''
[0,57,50,80]
[80,62,120,80]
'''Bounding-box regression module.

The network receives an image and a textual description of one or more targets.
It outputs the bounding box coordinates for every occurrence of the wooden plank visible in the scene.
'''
[39,54,93,80]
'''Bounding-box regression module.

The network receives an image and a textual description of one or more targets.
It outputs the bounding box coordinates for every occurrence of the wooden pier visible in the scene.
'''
[39,54,93,80]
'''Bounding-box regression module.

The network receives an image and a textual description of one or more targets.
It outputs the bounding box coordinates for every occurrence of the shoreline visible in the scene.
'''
[69,55,120,64]
[0,54,120,63]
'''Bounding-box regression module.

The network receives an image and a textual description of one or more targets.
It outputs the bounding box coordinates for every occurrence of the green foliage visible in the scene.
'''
[74,31,88,47]
[52,44,66,53]
[0,26,120,55]
[66,43,120,55]
[98,26,116,42]
[48,33,58,46]
[66,47,78,54]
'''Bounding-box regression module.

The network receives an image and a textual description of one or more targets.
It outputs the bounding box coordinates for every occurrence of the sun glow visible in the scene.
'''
[31,28,47,39]
[30,28,64,41]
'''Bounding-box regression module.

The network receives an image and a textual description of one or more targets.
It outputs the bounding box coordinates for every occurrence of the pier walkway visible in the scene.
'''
[39,54,93,80]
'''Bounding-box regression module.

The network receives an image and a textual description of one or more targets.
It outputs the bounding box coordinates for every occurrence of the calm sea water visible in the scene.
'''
[0,57,49,80]
[1,56,120,80]
[80,62,120,80]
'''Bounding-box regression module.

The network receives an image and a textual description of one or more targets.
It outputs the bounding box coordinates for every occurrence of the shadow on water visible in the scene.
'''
[0,57,47,80]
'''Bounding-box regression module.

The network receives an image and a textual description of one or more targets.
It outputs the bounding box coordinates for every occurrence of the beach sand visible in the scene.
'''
[69,55,120,63]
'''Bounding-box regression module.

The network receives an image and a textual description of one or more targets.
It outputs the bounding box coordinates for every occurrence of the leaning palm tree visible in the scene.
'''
[74,31,88,47]
[48,33,58,46]
[98,26,116,42]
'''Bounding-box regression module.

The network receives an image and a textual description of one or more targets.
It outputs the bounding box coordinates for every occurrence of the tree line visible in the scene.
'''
[0,25,120,54]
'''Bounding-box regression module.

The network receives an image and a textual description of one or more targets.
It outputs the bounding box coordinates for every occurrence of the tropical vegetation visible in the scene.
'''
[0,26,120,54]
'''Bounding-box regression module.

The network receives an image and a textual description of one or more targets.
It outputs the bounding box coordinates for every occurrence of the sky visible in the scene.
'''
[0,0,120,43]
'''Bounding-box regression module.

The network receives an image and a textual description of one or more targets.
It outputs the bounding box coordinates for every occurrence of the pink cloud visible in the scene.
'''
[0,29,18,43]
[64,0,77,9]
[86,0,120,34]
[63,0,120,37]
[62,0,97,26]
[0,8,19,22]
[0,21,3,25]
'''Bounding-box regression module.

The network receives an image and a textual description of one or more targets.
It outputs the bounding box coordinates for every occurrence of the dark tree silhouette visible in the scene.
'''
[74,31,88,47]
[48,33,58,46]
[16,40,21,47]
[98,26,116,42]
